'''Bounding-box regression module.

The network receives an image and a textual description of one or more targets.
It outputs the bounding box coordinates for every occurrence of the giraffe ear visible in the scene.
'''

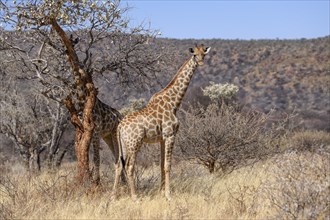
[189,48,194,54]
[204,47,211,54]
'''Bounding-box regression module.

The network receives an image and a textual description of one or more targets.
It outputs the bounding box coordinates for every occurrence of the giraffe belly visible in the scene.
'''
[143,123,162,143]
[144,136,162,144]
[143,130,162,143]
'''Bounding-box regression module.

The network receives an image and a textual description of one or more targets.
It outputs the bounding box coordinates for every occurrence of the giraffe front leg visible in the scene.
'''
[164,135,175,201]
[160,140,165,192]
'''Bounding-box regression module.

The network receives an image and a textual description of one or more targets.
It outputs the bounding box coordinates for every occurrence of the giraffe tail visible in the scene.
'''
[117,127,127,182]
[120,155,126,169]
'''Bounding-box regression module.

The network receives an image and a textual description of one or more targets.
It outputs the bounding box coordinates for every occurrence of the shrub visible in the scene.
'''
[176,104,281,174]
[202,82,239,106]
[259,149,329,219]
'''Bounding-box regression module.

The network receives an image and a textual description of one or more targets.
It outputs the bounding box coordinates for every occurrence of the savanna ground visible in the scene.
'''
[1,130,329,220]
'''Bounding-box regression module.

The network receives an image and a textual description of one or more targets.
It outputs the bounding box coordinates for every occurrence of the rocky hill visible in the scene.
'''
[97,36,330,131]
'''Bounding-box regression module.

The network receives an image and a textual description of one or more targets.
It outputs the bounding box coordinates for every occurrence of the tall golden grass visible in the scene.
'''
[1,143,329,220]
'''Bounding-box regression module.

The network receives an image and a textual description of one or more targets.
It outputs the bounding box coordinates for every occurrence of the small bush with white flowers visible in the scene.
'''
[202,82,239,106]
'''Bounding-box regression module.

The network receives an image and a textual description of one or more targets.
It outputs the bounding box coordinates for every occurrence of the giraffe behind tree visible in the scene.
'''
[112,45,211,200]
[73,69,123,184]
[90,98,123,184]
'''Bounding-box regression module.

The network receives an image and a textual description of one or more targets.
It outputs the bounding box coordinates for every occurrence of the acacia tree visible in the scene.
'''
[0,0,163,184]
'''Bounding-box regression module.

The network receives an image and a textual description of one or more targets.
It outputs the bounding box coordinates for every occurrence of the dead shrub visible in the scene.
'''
[176,104,283,174]
[259,149,330,219]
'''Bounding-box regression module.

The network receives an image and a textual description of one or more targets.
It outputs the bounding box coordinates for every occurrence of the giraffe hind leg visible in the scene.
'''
[103,133,127,183]
[92,136,101,185]
[112,154,123,200]
[125,149,138,200]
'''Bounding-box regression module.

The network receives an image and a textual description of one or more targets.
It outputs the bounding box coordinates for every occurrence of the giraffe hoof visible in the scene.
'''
[110,192,118,201]
[165,194,171,202]
[131,195,138,201]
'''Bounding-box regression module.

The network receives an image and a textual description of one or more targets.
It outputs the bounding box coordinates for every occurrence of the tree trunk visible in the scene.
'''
[47,102,60,169]
[47,102,67,169]
[64,85,96,184]
[71,83,97,184]
[51,18,97,185]
[55,148,67,168]
[208,160,215,174]
[29,148,39,173]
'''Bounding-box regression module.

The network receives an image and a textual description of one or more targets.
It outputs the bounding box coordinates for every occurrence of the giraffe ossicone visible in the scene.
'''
[112,45,211,200]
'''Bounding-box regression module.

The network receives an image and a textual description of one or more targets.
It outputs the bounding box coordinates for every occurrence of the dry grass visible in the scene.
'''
[1,148,329,219]
[285,130,330,152]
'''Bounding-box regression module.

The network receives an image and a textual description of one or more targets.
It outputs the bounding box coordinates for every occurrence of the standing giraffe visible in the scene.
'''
[68,85,123,184]
[64,42,125,184]
[89,98,123,184]
[72,71,123,183]
[112,45,211,200]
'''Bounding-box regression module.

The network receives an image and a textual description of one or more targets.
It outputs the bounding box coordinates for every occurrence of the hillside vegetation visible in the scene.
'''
[98,37,330,131]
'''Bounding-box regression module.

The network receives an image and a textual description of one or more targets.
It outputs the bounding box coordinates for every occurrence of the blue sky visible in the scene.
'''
[123,0,330,39]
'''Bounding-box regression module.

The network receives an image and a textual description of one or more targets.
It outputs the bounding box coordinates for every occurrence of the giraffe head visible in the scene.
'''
[189,44,211,66]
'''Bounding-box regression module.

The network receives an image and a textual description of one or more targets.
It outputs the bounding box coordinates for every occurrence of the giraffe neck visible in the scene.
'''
[75,83,102,113]
[150,56,198,110]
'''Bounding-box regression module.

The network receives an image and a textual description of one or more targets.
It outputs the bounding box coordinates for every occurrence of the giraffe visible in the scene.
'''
[71,70,123,184]
[67,83,123,184]
[89,98,123,184]
[112,44,211,200]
